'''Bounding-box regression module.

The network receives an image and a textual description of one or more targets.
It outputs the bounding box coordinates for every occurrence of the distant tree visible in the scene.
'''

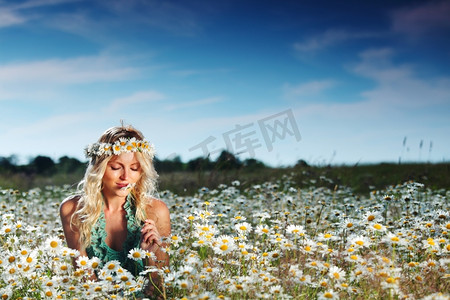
[215,150,242,170]
[187,156,214,172]
[154,155,185,173]
[295,159,309,168]
[0,155,18,172]
[58,156,85,173]
[29,155,56,175]
[243,158,266,171]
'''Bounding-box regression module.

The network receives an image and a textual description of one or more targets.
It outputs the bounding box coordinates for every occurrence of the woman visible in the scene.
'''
[60,125,170,297]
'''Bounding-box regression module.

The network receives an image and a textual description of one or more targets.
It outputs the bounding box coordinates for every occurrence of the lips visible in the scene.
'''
[118,183,136,190]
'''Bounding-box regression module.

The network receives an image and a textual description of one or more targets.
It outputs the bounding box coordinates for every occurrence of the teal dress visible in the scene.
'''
[86,195,144,276]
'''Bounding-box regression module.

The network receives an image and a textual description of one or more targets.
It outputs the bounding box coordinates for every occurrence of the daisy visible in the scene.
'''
[170,234,183,246]
[255,224,271,236]
[1,224,14,235]
[383,232,408,247]
[269,285,283,295]
[286,224,305,237]
[362,210,383,223]
[128,248,145,261]
[234,222,253,235]
[76,256,90,269]
[369,223,387,233]
[328,265,346,282]
[176,278,192,289]
[89,256,101,269]
[318,232,339,242]
[301,239,317,254]
[318,289,339,300]
[213,235,236,255]
[104,260,121,273]
[234,215,247,222]
[44,236,62,253]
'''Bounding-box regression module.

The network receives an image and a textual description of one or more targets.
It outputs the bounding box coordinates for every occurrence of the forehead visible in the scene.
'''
[108,152,140,164]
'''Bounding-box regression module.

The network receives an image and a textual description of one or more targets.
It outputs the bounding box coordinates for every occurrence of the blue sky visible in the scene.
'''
[1,0,449,167]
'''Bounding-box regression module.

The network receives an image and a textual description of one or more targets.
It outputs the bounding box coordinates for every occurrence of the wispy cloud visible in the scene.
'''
[391,0,450,36]
[0,8,25,27]
[283,80,336,99]
[105,90,165,112]
[164,97,222,111]
[0,55,138,85]
[0,0,82,28]
[351,48,450,108]
[98,0,204,37]
[294,29,379,53]
[169,68,231,77]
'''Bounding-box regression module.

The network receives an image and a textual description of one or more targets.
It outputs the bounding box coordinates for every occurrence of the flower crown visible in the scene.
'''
[85,137,155,159]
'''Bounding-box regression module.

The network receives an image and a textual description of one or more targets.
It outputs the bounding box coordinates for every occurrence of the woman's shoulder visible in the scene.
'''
[144,197,170,222]
[60,194,82,217]
[144,197,171,235]
[145,197,169,214]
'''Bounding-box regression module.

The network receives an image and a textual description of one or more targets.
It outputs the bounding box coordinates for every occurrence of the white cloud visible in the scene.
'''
[283,80,336,99]
[352,48,450,108]
[0,0,82,28]
[294,29,379,53]
[102,0,208,36]
[105,90,165,112]
[0,55,138,85]
[169,68,231,77]
[164,97,222,111]
[0,8,25,27]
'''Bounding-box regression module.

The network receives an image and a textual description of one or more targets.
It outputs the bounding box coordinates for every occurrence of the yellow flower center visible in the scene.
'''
[386,277,395,284]
[373,224,382,230]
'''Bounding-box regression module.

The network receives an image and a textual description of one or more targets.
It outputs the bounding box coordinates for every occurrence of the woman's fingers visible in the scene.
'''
[141,219,162,247]
[142,231,160,244]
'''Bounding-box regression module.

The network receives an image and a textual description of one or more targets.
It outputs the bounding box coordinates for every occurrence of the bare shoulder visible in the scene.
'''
[145,197,170,218]
[60,195,81,218]
[145,197,171,235]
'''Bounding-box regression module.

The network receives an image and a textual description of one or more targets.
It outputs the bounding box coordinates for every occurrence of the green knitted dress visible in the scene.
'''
[86,195,144,276]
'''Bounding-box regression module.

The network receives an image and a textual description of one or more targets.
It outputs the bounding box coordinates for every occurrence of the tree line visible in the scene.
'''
[0,150,270,176]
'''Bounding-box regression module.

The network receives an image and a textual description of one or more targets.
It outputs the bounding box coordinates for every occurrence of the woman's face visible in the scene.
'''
[102,152,142,199]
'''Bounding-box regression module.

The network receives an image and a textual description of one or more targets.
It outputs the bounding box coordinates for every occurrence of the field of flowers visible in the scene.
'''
[1,174,449,299]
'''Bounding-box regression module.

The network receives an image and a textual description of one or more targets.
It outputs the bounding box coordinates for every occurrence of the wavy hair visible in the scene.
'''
[71,125,159,249]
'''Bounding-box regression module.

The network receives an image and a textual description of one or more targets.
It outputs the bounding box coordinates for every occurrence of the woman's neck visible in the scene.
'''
[102,193,128,212]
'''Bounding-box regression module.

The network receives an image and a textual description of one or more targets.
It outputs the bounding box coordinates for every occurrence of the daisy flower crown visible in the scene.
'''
[85,137,155,159]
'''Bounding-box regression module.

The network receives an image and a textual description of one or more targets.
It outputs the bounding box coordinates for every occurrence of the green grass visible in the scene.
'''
[1,162,449,196]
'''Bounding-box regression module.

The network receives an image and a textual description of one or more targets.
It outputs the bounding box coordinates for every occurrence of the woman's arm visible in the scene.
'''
[60,196,88,257]
[141,198,171,267]
[141,198,171,297]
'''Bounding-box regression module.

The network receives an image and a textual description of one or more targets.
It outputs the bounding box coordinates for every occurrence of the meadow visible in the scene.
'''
[0,173,449,299]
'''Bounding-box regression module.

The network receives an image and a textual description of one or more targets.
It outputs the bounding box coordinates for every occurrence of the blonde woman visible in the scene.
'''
[60,125,170,296]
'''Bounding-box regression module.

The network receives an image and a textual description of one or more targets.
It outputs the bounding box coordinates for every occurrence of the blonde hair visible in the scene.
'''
[72,125,159,249]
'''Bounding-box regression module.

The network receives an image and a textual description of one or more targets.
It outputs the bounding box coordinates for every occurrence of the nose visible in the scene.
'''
[120,168,129,180]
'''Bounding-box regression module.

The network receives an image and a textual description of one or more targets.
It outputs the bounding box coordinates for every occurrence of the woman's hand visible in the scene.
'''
[140,219,162,253]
